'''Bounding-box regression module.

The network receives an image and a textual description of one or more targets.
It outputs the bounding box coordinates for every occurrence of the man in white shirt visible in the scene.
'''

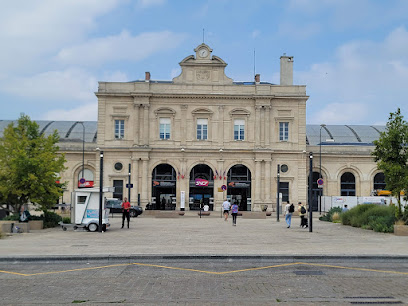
[222,199,231,221]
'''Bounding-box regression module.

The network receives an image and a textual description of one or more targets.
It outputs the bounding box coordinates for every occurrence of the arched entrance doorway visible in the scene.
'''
[189,164,214,211]
[227,164,251,211]
[151,164,177,210]
[341,172,356,196]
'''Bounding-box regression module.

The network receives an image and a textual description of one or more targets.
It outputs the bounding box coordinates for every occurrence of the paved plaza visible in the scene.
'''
[1,213,407,259]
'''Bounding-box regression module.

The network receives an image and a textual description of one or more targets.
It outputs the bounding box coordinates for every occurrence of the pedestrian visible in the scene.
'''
[231,201,239,226]
[222,198,231,221]
[298,202,308,228]
[342,204,349,212]
[284,202,294,228]
[121,197,131,229]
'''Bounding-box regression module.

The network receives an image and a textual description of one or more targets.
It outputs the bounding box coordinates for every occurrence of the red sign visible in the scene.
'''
[195,179,209,187]
[78,181,94,188]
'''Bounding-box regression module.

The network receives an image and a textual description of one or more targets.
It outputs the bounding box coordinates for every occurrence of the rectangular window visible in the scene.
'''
[197,118,208,140]
[159,118,171,139]
[279,182,289,203]
[279,122,289,141]
[234,119,245,140]
[115,120,125,139]
[113,180,123,200]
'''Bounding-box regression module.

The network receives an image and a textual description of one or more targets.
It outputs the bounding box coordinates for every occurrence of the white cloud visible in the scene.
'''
[278,22,321,40]
[55,30,187,67]
[251,30,261,39]
[42,103,98,121]
[0,0,121,73]
[301,26,408,124]
[0,68,97,103]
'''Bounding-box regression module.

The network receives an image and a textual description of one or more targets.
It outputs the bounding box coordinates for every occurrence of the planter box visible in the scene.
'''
[0,221,15,233]
[29,220,43,230]
[394,224,408,236]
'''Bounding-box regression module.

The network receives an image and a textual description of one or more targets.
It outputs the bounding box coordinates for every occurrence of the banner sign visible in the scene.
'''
[195,178,209,187]
[152,181,175,187]
[228,181,250,188]
[78,181,94,188]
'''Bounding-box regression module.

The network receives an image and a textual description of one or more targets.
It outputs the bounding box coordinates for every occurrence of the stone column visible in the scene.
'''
[181,105,187,146]
[143,105,149,146]
[255,159,261,204]
[141,158,149,205]
[260,107,265,147]
[265,160,271,203]
[255,106,261,147]
[133,101,140,146]
[265,106,270,147]
[218,105,224,147]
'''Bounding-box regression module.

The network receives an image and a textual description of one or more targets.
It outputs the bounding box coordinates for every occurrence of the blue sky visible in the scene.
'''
[1,0,407,125]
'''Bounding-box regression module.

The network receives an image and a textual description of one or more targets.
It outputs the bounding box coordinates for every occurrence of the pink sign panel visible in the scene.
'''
[195,178,209,187]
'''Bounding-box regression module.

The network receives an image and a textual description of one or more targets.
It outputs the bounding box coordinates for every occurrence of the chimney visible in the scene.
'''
[255,74,260,84]
[280,54,293,85]
[145,72,151,82]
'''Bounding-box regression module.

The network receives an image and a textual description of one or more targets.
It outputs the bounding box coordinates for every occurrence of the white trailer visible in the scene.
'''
[71,187,112,232]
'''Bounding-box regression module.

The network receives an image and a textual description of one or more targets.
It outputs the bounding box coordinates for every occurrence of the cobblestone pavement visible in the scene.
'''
[0,258,407,305]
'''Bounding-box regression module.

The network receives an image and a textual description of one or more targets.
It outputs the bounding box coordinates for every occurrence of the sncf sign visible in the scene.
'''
[195,179,209,187]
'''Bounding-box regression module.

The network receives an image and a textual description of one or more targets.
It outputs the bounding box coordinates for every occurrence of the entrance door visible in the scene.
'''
[189,164,214,211]
[151,164,177,210]
[227,164,251,211]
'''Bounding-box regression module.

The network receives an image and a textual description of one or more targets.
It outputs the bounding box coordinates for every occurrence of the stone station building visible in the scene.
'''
[0,44,386,212]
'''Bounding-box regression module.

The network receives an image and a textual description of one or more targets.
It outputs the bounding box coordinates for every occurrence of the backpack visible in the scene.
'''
[289,204,294,213]
[301,206,306,214]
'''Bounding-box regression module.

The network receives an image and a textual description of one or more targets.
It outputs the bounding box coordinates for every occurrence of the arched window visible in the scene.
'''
[77,169,94,188]
[374,173,386,191]
[341,172,355,196]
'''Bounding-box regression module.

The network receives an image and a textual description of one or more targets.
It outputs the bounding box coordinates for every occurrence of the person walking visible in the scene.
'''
[222,198,231,221]
[231,201,239,226]
[121,197,131,229]
[298,202,308,228]
[284,202,294,228]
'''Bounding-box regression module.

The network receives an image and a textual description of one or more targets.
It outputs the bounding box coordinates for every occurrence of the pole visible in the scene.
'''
[319,124,325,215]
[99,150,104,233]
[309,152,313,232]
[128,163,131,203]
[276,164,280,222]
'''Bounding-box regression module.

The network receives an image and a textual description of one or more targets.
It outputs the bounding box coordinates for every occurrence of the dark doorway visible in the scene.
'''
[151,164,177,210]
[189,164,214,211]
[227,164,251,211]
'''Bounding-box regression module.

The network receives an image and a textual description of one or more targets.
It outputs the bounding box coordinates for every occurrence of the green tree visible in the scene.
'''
[0,114,66,214]
[372,108,408,218]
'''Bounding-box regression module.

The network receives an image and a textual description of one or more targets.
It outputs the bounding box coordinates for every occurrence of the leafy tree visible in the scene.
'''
[372,108,408,218]
[0,114,66,214]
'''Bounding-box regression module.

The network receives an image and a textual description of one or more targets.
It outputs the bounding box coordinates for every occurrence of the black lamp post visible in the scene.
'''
[99,150,104,233]
[319,124,326,214]
[308,152,313,232]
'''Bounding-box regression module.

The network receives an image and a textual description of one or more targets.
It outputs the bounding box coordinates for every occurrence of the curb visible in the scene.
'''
[1,254,407,263]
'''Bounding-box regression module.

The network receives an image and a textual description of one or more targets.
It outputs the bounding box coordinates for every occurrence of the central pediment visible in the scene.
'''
[172,43,233,85]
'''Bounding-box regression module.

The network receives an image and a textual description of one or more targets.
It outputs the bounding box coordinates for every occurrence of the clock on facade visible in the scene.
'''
[198,48,208,58]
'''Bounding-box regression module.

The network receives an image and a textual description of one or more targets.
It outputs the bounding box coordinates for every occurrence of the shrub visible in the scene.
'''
[62,217,71,224]
[319,206,342,222]
[402,205,408,225]
[331,212,341,222]
[341,204,396,233]
[368,215,394,233]
[2,214,19,221]
[42,211,62,228]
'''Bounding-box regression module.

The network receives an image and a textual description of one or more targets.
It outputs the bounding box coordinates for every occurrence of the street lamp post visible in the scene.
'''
[78,122,85,182]
[308,152,313,232]
[319,124,326,214]
[99,150,104,233]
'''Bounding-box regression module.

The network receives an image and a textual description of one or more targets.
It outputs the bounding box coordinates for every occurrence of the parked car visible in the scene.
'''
[105,199,143,217]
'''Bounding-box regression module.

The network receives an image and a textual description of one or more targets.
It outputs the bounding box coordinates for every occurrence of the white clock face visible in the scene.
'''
[199,49,208,58]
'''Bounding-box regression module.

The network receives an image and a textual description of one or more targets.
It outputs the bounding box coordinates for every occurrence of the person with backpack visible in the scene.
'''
[298,202,308,228]
[231,201,239,226]
[284,201,294,228]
